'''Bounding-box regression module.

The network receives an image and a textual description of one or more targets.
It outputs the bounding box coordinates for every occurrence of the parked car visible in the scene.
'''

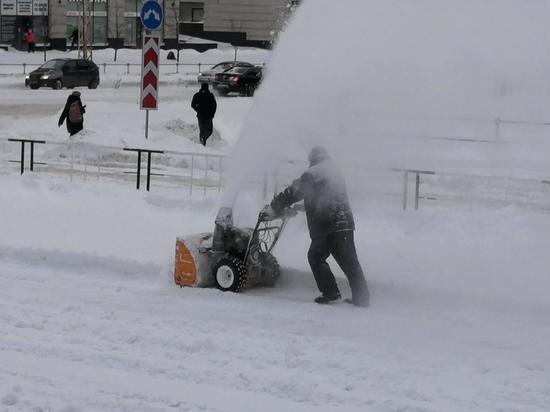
[197,61,253,84]
[212,66,263,96]
[25,58,100,90]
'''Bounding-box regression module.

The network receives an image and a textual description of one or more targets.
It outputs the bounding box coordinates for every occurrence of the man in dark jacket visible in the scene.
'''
[270,146,370,307]
[58,91,86,136]
[191,83,217,146]
[70,28,79,48]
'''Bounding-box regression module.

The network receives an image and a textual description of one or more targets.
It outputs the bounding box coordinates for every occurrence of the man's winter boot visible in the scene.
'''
[314,293,341,304]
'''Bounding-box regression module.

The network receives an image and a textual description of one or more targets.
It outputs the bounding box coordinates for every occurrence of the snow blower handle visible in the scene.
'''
[259,204,277,221]
[259,203,302,221]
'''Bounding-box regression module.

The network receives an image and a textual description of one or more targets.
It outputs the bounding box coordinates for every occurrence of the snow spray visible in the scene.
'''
[222,0,550,210]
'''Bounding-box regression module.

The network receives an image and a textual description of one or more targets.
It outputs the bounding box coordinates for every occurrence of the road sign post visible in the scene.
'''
[140,1,163,139]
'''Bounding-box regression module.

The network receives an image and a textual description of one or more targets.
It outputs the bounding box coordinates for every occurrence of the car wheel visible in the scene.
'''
[216,89,228,96]
[52,80,62,90]
[30,85,39,90]
[88,79,98,89]
[245,84,256,97]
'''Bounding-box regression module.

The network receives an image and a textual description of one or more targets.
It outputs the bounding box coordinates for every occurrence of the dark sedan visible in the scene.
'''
[213,66,263,96]
[197,61,253,84]
[25,58,100,90]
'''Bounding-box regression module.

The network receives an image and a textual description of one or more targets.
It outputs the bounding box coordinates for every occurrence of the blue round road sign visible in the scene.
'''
[141,0,163,31]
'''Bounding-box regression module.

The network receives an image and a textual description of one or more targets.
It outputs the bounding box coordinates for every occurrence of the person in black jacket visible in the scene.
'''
[269,146,370,307]
[58,91,86,136]
[70,28,79,48]
[191,83,217,146]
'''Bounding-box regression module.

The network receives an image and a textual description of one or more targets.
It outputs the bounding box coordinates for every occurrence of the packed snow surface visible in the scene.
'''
[1,2,550,411]
[1,175,550,411]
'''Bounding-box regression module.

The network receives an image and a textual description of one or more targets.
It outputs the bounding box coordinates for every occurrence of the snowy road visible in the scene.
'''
[2,239,549,411]
[1,175,549,411]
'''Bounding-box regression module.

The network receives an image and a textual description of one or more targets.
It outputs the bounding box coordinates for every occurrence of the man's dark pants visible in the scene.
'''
[198,116,213,145]
[307,230,369,304]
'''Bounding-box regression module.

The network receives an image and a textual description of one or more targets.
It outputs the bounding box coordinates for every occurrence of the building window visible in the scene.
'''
[179,2,204,23]
[66,0,108,45]
[0,0,49,45]
[123,0,138,46]
[191,8,203,23]
[91,0,107,44]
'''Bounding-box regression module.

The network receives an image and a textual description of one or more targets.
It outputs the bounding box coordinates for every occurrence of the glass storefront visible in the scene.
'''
[123,0,138,47]
[0,0,48,46]
[1,0,172,50]
[66,0,107,45]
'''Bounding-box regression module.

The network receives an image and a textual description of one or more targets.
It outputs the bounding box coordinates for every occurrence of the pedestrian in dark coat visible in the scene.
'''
[70,28,79,48]
[270,146,370,307]
[58,91,86,136]
[191,83,217,146]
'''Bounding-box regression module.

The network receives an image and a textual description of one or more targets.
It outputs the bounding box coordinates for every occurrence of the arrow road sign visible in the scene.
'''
[140,0,163,31]
[143,47,158,67]
[141,35,160,110]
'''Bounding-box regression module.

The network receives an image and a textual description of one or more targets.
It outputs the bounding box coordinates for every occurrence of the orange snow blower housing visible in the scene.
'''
[174,205,299,292]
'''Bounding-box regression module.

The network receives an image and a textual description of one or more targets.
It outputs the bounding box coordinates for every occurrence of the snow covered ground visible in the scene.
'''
[1,174,549,411]
[2,2,550,411]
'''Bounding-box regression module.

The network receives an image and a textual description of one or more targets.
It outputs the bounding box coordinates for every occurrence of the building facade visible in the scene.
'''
[0,0,294,50]
[179,0,293,48]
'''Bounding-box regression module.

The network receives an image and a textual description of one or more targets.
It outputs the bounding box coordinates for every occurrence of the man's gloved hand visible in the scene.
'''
[259,204,277,221]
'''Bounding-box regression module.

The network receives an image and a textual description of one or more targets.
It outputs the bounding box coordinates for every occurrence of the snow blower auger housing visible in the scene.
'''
[175,205,299,292]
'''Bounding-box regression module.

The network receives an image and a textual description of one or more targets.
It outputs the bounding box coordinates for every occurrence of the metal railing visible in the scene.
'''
[0,62,264,75]
[3,137,550,211]
[1,138,230,195]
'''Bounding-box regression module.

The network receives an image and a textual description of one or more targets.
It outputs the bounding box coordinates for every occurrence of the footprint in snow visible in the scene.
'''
[1,393,18,406]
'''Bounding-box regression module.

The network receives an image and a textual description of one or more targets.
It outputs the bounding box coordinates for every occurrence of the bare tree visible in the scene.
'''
[110,1,123,61]
[79,0,92,60]
[171,1,181,64]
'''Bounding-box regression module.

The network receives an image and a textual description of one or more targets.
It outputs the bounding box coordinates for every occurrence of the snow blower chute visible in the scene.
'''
[175,205,299,292]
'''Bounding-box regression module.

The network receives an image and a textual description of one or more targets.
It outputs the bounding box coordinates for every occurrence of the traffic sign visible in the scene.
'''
[141,35,160,110]
[140,0,163,31]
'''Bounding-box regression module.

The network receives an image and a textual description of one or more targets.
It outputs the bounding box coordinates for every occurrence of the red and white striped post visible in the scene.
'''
[140,34,160,139]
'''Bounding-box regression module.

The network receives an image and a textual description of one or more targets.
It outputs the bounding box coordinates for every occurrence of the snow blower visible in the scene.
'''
[174,205,300,292]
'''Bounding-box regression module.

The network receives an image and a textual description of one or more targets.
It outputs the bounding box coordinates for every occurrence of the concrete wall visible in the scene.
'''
[204,0,287,42]
[49,0,67,49]
[180,1,204,22]
[106,0,124,48]
[163,1,179,41]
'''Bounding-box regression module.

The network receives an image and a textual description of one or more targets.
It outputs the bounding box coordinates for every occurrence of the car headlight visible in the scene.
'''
[198,72,202,76]
[41,74,49,80]
[25,75,29,79]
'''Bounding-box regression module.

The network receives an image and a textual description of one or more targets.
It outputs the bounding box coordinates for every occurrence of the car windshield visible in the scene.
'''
[227,67,251,74]
[212,63,233,71]
[40,60,65,70]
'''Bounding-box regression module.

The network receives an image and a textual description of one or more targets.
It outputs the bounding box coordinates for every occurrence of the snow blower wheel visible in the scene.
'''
[213,256,247,292]
[260,253,280,287]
